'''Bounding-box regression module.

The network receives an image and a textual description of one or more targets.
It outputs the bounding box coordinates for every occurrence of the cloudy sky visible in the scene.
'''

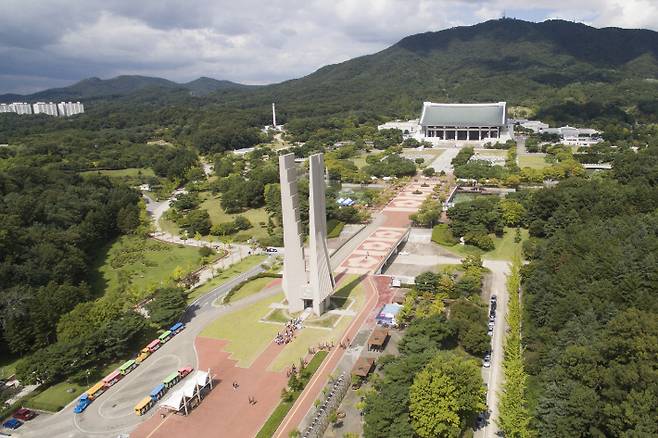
[1,0,657,94]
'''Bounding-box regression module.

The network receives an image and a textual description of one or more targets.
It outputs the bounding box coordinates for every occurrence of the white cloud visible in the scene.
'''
[0,0,656,94]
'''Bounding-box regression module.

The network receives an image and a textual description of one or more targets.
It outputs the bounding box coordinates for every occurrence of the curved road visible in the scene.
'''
[18,209,381,438]
[18,260,269,438]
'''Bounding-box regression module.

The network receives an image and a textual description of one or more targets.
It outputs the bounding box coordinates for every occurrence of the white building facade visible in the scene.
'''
[0,101,84,117]
[378,101,511,146]
[57,101,85,116]
[33,102,59,116]
[5,103,33,114]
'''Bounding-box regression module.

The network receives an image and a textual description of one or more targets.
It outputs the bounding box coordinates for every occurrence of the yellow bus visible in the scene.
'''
[134,396,154,416]
[87,381,107,400]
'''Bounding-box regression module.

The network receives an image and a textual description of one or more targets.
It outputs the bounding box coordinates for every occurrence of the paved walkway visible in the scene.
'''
[336,181,438,275]
[273,275,379,438]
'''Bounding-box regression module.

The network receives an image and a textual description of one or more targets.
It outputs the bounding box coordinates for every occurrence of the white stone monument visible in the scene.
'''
[278,152,335,315]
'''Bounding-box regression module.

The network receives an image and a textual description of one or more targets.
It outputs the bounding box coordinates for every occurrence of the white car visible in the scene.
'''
[483,354,491,368]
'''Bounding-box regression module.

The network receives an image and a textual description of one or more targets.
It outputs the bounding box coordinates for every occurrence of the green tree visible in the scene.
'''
[409,352,486,438]
[146,287,187,327]
[499,198,527,227]
[116,204,141,234]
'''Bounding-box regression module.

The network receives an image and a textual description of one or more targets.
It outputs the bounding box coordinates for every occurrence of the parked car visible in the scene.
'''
[489,313,495,322]
[265,247,278,253]
[2,418,22,429]
[488,321,495,331]
[487,328,494,336]
[483,354,491,368]
[490,294,497,302]
[13,408,36,421]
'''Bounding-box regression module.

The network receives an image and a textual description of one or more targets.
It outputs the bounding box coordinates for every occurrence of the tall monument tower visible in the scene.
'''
[278,153,306,312]
[272,103,277,128]
[308,153,335,315]
[278,152,335,315]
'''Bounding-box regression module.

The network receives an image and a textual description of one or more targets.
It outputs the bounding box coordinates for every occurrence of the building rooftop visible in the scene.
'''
[420,102,506,127]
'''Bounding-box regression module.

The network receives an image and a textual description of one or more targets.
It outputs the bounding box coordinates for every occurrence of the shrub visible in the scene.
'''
[463,231,495,250]
[431,224,458,246]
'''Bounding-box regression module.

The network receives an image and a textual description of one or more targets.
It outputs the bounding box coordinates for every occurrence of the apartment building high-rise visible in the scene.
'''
[9,103,33,114]
[57,101,85,117]
[33,102,59,116]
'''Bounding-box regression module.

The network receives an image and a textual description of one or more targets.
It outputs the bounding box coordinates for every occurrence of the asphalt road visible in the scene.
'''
[475,260,511,438]
[17,261,269,438]
[16,207,383,438]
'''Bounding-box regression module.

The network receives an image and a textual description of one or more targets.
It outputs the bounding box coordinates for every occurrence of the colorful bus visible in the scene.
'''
[158,330,172,344]
[136,347,151,364]
[162,371,180,389]
[119,359,137,375]
[150,383,166,401]
[73,393,91,414]
[103,370,123,387]
[169,322,185,334]
[134,396,154,416]
[87,381,108,400]
[146,339,161,353]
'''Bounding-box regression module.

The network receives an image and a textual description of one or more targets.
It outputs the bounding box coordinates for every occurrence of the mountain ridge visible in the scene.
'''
[0,75,251,102]
[2,19,657,119]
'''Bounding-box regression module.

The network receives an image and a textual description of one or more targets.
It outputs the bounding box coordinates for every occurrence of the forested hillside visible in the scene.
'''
[2,18,657,154]
[0,168,141,355]
[518,145,658,435]
[0,75,250,102]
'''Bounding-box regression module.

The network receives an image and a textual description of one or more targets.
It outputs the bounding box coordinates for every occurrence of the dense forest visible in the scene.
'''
[518,144,658,436]
[0,168,141,355]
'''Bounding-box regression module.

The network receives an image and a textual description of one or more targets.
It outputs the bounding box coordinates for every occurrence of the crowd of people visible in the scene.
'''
[274,317,303,345]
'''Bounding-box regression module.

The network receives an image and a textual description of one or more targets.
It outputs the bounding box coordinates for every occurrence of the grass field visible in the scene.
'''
[80,167,155,178]
[26,361,123,412]
[0,356,20,380]
[256,351,328,438]
[200,274,365,370]
[91,236,202,299]
[200,193,270,241]
[519,154,550,169]
[433,227,528,261]
[228,277,276,303]
[200,293,283,367]
[187,254,267,303]
[473,148,508,157]
[327,219,345,239]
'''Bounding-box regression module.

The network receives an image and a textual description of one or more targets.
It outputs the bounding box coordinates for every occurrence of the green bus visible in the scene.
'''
[158,330,172,343]
[119,359,137,375]
[163,371,181,388]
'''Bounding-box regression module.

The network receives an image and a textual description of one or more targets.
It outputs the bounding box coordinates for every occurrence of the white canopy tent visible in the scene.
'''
[160,370,212,415]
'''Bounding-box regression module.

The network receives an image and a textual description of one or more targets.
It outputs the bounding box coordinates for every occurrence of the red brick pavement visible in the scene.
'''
[130,337,288,438]
[273,274,379,438]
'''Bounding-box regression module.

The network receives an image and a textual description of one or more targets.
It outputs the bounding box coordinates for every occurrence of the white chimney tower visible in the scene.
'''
[272,103,277,127]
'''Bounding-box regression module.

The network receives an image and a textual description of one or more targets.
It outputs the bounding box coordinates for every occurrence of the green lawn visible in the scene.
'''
[327,219,345,239]
[200,274,365,370]
[80,167,155,178]
[433,227,528,261]
[519,154,549,169]
[158,216,180,235]
[486,228,528,260]
[91,236,202,300]
[268,276,364,371]
[200,293,284,367]
[26,361,123,412]
[351,153,369,169]
[473,148,508,157]
[200,193,270,241]
[227,277,276,303]
[187,254,267,303]
[256,351,328,438]
[0,356,21,380]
